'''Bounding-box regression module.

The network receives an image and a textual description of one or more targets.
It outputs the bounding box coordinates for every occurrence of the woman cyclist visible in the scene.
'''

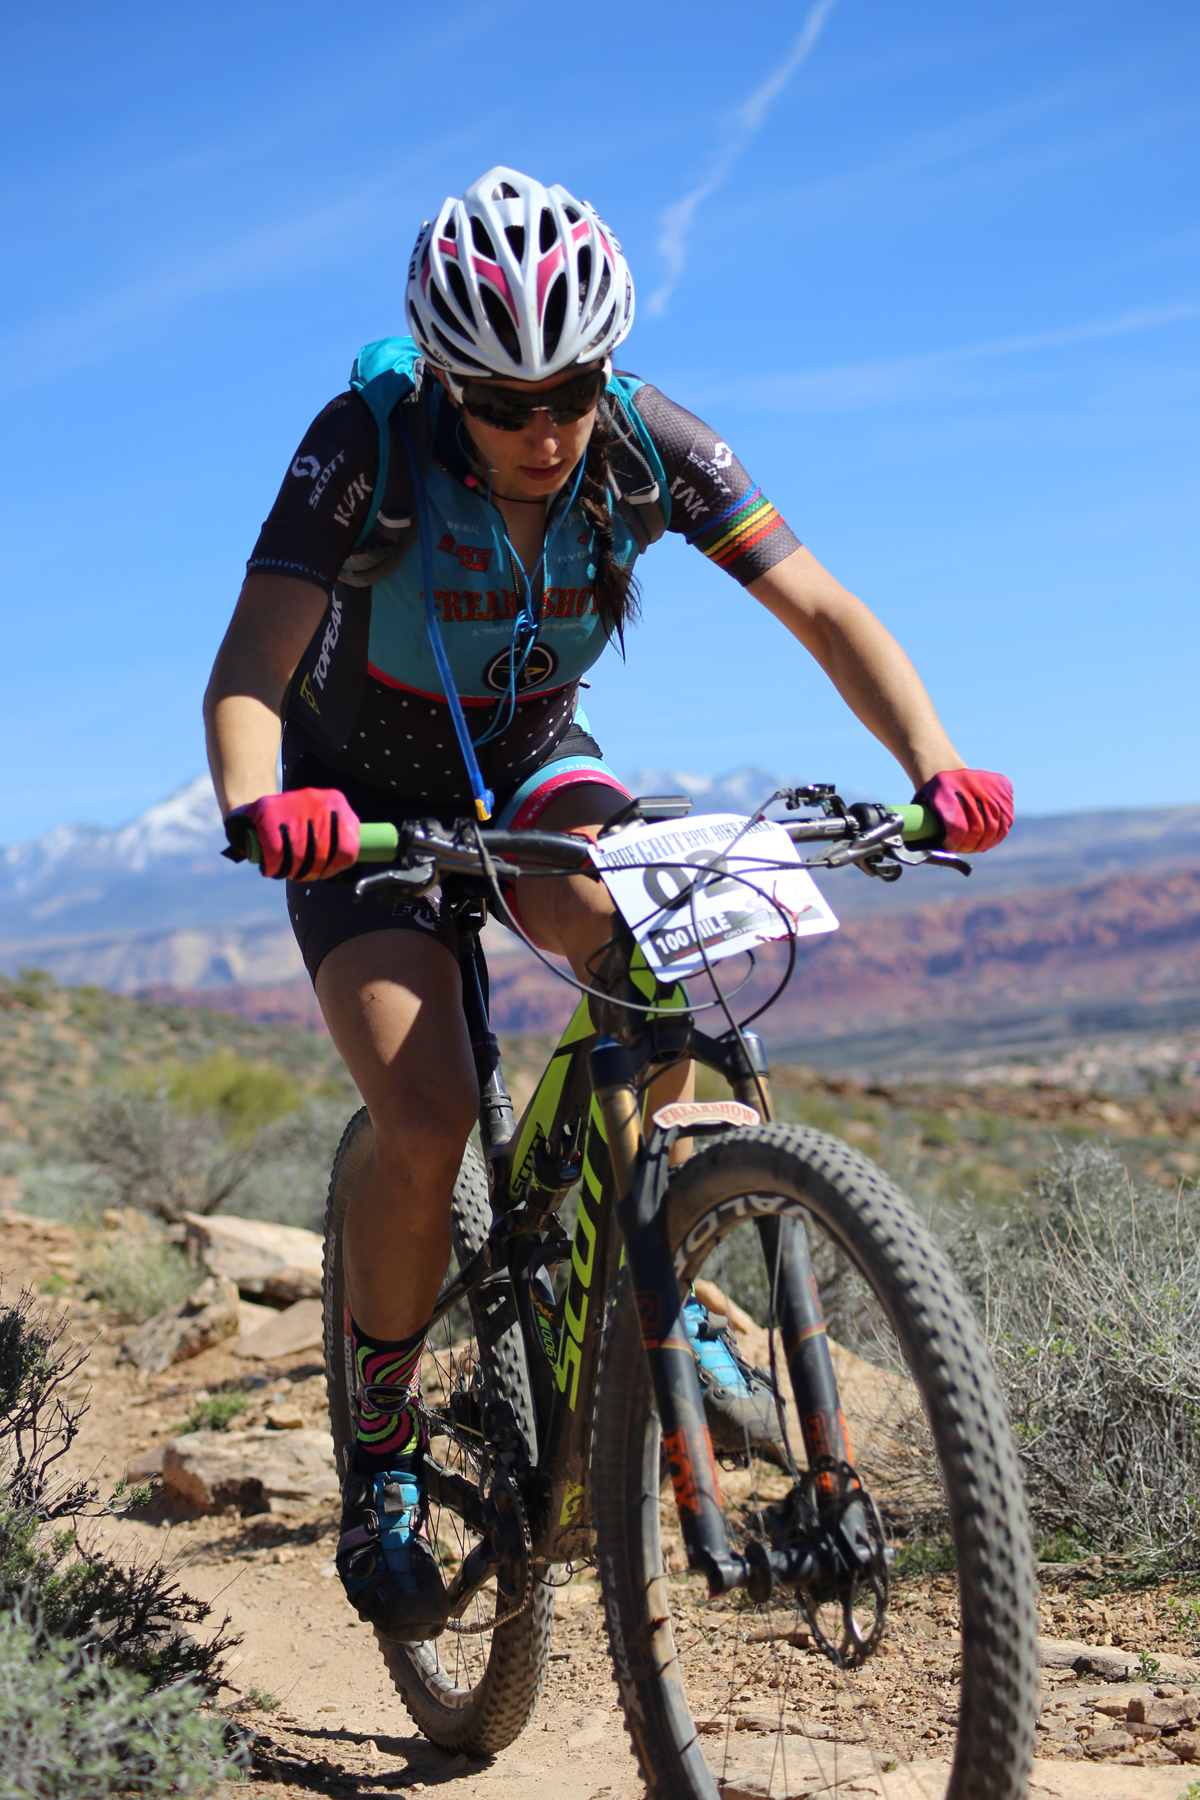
[204,165,1013,1643]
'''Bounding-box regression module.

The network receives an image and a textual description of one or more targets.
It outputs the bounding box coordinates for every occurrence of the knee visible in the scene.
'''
[368,1078,477,1191]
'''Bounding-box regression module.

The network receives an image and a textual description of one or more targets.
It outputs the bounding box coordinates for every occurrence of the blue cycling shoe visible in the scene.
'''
[683,1293,789,1468]
[336,1455,448,1642]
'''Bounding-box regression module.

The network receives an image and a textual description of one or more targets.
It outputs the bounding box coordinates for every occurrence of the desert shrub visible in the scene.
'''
[229,1096,350,1231]
[79,1235,194,1325]
[74,1085,256,1223]
[0,1287,239,1692]
[74,1079,345,1230]
[952,1143,1200,1565]
[0,968,55,1012]
[0,1612,240,1799]
[13,1160,98,1224]
[165,1053,303,1145]
[182,1392,250,1433]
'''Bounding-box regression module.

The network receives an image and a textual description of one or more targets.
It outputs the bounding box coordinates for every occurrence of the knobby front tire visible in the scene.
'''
[322,1109,553,1753]
[591,1123,1037,1800]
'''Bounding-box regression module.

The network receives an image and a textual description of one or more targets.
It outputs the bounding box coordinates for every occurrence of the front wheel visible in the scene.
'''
[323,1109,554,1753]
[592,1123,1037,1800]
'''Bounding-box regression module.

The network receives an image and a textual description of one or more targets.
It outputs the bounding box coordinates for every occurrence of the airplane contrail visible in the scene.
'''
[646,0,840,318]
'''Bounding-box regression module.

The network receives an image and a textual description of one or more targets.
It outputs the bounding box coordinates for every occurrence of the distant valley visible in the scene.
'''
[5,773,1200,1071]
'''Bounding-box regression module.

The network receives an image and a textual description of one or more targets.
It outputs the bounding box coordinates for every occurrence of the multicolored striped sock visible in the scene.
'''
[351,1317,426,1470]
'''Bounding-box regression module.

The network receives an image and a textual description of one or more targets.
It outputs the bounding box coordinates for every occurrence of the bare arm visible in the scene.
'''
[748,545,964,791]
[203,574,329,814]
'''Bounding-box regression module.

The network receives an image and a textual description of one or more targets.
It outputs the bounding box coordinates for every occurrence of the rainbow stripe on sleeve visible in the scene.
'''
[687,487,787,571]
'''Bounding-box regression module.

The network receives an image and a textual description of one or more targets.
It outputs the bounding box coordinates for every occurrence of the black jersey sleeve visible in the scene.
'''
[629,383,801,585]
[246,390,380,591]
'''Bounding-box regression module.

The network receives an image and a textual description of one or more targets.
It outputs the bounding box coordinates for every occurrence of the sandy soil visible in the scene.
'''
[8,1212,1200,1800]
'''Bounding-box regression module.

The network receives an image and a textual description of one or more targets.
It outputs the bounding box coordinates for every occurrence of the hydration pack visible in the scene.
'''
[335,336,671,591]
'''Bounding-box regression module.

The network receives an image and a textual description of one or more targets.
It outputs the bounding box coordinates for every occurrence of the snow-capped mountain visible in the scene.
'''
[4,773,1200,998]
[0,775,276,939]
[2,776,222,886]
[620,767,784,815]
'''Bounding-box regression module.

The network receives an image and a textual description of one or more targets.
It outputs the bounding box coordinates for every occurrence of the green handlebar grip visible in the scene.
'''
[242,821,400,867]
[894,802,942,843]
[356,823,401,861]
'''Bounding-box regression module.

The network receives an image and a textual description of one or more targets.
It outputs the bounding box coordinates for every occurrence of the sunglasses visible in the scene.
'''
[451,363,609,431]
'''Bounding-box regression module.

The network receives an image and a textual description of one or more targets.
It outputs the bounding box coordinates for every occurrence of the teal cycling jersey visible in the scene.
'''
[248,339,801,810]
[366,381,630,703]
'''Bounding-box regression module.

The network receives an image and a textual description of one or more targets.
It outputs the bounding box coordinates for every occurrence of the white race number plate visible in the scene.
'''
[591,812,838,980]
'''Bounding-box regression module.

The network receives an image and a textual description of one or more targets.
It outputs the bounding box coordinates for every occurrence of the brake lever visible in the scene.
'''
[821,815,903,868]
[859,839,971,879]
[807,826,971,881]
[355,862,437,901]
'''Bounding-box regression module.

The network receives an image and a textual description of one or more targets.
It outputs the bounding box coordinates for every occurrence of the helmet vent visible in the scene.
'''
[480,286,522,362]
[585,258,611,323]
[443,216,457,239]
[430,283,467,335]
[583,301,617,353]
[539,207,557,253]
[444,262,476,327]
[504,224,526,262]
[497,180,519,199]
[576,244,592,306]
[563,204,581,223]
[542,274,567,362]
[431,322,488,369]
[470,216,497,258]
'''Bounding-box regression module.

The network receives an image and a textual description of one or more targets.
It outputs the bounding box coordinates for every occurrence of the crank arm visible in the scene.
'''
[444,1539,505,1617]
[420,1455,488,1535]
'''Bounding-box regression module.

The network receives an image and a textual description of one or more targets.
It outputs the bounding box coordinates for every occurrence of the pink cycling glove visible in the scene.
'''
[916,769,1014,854]
[223,788,361,880]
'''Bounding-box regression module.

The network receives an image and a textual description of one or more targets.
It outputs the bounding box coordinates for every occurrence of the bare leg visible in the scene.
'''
[316,929,479,1342]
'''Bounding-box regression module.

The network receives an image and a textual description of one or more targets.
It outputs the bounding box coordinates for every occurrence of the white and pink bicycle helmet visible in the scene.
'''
[405,165,635,380]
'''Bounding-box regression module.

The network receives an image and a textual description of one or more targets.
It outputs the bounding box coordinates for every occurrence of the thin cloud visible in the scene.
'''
[646,0,839,318]
[0,135,485,397]
[721,301,1200,413]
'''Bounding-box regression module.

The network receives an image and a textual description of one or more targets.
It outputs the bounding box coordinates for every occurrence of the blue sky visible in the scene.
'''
[3,0,1197,843]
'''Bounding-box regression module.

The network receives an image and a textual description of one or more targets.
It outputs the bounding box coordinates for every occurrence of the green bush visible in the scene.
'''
[0,968,55,1012]
[182,1392,250,1434]
[80,1235,194,1324]
[165,1053,303,1145]
[0,1611,240,1798]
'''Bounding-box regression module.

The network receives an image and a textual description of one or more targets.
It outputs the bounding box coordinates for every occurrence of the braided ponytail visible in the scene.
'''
[579,403,641,649]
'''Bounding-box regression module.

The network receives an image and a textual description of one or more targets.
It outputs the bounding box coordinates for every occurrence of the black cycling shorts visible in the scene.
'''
[285,724,628,983]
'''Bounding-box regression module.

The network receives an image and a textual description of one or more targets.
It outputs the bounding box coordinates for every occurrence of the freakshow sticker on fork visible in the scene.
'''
[652,1100,761,1130]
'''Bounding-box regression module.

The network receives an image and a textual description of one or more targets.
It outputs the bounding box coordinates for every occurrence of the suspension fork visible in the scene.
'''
[728,1032,854,1482]
[458,924,516,1163]
[591,1038,742,1594]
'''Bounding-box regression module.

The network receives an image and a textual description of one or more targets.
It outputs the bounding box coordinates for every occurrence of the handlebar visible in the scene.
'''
[239,804,942,871]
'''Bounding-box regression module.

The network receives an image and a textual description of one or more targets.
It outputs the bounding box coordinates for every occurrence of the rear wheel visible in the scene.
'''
[592,1123,1037,1800]
[323,1109,554,1752]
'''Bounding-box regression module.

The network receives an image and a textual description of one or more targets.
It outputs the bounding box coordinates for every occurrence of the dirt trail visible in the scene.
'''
[6,1212,1196,1800]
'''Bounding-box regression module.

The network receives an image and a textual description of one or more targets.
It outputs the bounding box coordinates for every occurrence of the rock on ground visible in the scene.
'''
[161,1426,338,1512]
[184,1212,323,1303]
[234,1297,324,1361]
[117,1274,240,1375]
